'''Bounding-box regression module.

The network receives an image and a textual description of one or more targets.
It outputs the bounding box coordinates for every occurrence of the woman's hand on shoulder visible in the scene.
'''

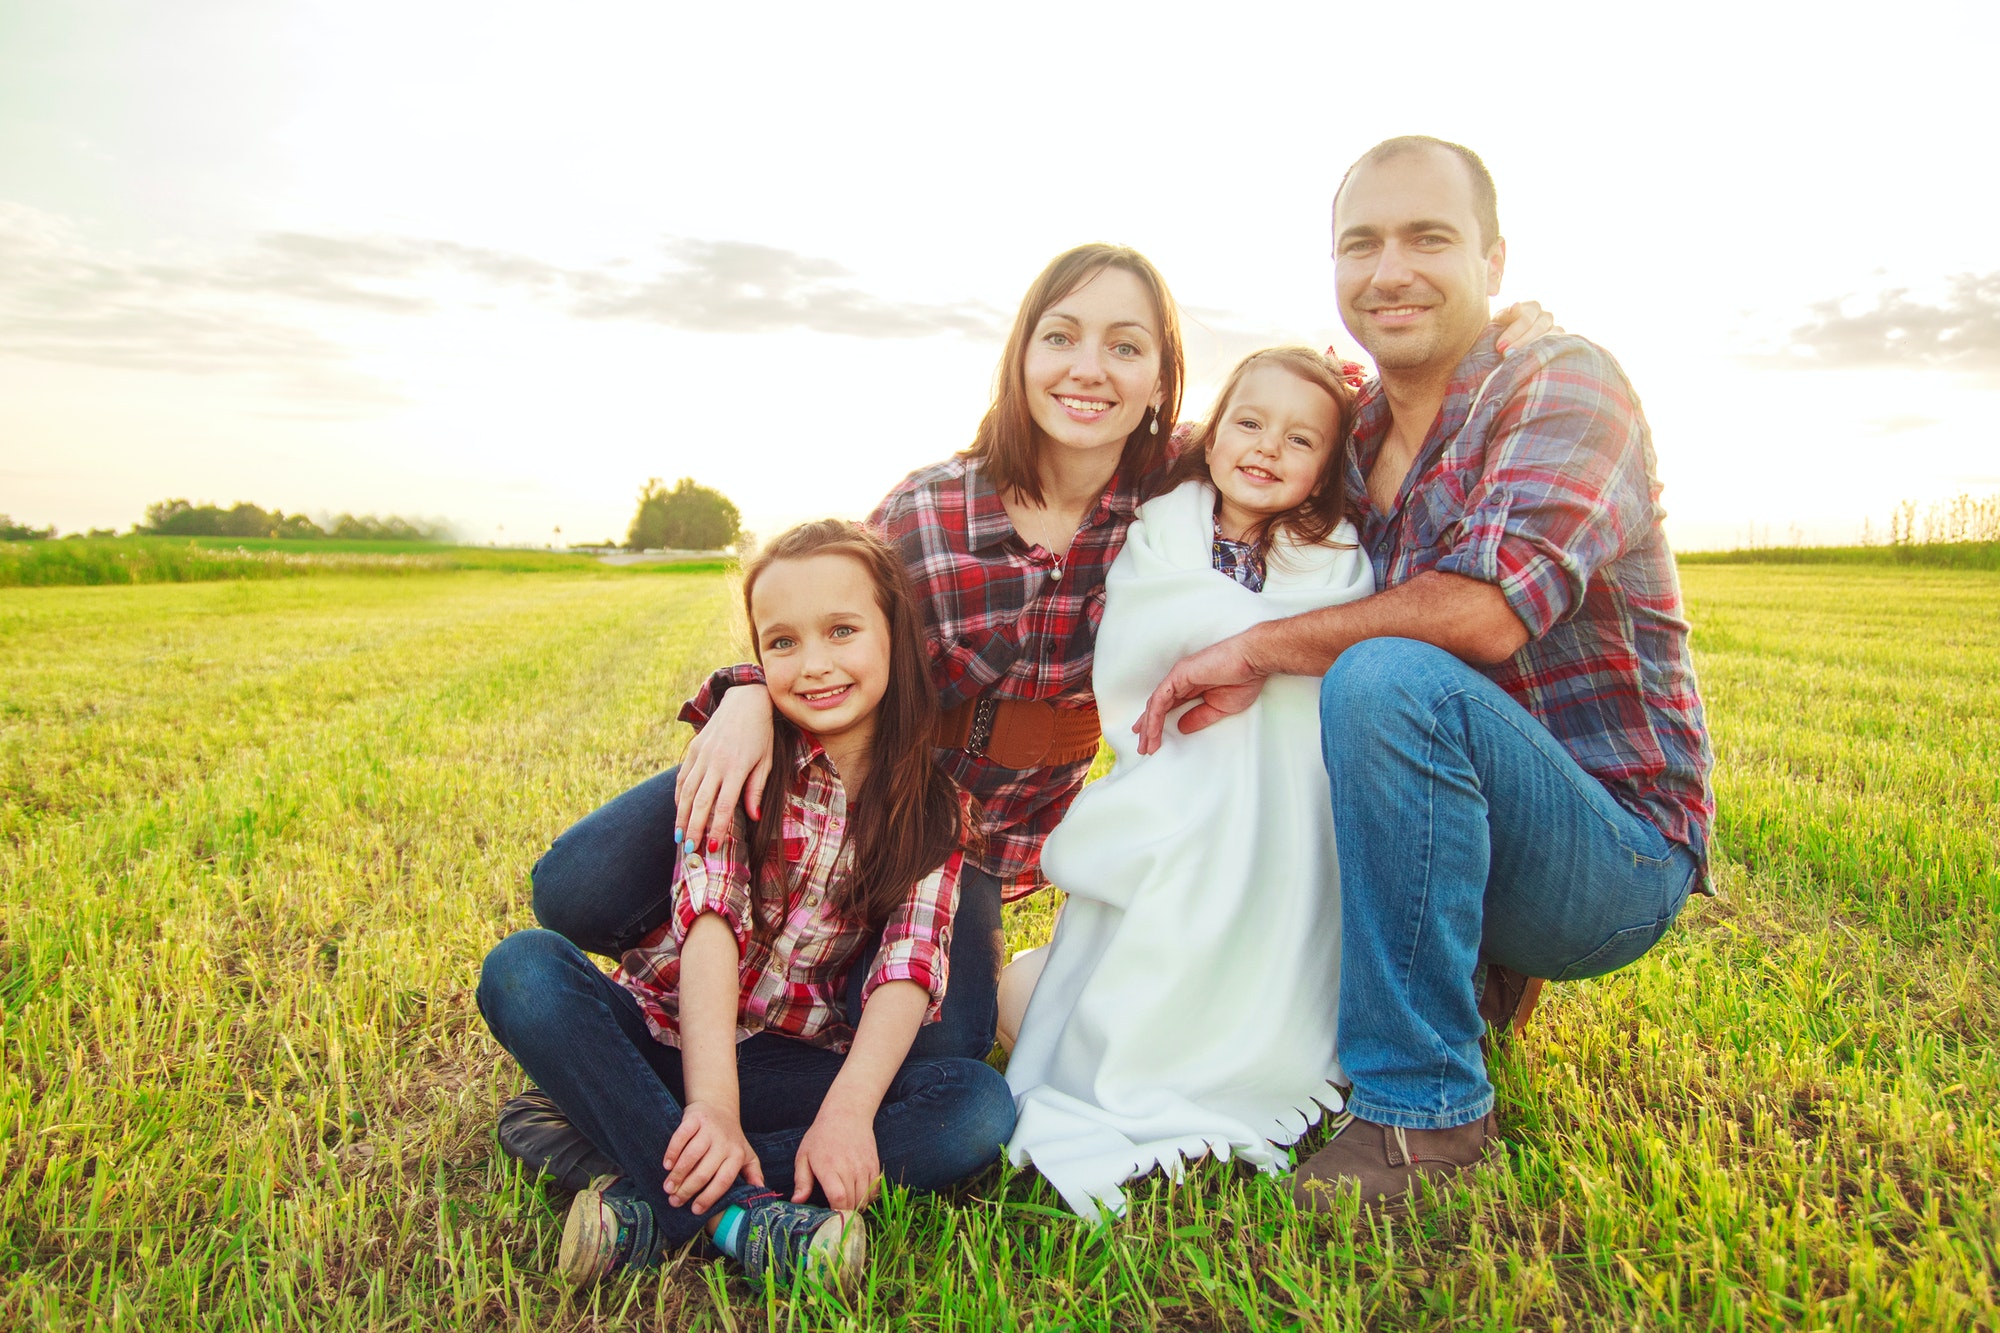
[664,1100,763,1214]
[1494,301,1562,355]
[676,684,775,852]
[793,1105,881,1213]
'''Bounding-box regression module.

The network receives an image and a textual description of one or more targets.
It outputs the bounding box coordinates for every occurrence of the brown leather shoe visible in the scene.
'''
[1476,962,1545,1039]
[496,1088,617,1195]
[1291,1111,1501,1216]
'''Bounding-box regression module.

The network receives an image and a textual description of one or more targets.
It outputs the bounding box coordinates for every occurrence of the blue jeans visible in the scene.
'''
[529,764,1004,1060]
[476,930,1016,1253]
[1321,639,1700,1131]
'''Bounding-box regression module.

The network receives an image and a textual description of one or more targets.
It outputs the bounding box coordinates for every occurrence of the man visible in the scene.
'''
[1134,136,1713,1214]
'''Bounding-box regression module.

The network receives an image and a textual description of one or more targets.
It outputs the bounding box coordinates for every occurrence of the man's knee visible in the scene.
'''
[1320,638,1463,752]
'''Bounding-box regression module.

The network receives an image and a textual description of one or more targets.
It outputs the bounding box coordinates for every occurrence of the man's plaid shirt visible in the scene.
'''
[685,452,1162,897]
[1345,325,1714,879]
[613,736,961,1052]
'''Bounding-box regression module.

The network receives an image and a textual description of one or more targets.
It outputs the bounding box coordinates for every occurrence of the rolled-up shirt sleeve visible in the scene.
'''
[679,663,768,730]
[858,849,962,1024]
[669,814,756,954]
[1432,342,1656,640]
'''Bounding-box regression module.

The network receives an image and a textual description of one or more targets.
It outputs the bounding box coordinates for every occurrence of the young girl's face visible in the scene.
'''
[1021,266,1164,465]
[751,553,893,758]
[1206,363,1341,541]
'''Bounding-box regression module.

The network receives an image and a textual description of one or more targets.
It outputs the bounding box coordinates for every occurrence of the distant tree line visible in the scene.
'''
[626,478,742,551]
[138,500,451,542]
[0,515,56,541]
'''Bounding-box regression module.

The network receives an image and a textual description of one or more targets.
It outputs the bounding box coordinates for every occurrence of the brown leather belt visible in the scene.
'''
[935,696,1102,769]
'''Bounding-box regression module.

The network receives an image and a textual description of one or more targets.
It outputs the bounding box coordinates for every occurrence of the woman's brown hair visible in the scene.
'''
[739,519,968,933]
[964,243,1186,507]
[1165,346,1358,554]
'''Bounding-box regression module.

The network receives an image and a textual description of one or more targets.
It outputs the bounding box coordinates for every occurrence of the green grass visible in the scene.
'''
[1678,541,2000,571]
[2,564,1995,1329]
[0,537,730,588]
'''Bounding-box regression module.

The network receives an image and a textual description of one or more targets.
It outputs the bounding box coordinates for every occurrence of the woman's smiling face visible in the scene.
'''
[1020,266,1164,465]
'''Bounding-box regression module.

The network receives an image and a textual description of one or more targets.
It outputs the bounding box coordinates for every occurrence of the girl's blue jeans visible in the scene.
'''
[476,929,1016,1251]
[527,765,1004,1061]
[1323,638,1701,1131]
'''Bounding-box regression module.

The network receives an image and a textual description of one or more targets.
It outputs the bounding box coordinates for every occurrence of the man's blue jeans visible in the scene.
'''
[1321,638,1700,1131]
[477,930,1016,1253]
[528,764,1005,1060]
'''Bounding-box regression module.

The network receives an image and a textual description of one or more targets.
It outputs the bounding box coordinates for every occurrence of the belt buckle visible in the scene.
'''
[966,696,999,758]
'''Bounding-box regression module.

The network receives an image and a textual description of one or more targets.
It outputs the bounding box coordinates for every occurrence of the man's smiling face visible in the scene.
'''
[1334,146,1506,375]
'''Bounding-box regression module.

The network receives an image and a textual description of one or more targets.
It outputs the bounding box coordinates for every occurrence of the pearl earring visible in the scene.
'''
[1148,408,1160,436]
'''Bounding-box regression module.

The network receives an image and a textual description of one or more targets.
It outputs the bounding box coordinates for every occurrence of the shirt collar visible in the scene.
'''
[791,730,832,775]
[1347,322,1506,491]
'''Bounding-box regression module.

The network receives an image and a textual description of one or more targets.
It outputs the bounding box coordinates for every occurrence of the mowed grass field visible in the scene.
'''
[3,563,1995,1330]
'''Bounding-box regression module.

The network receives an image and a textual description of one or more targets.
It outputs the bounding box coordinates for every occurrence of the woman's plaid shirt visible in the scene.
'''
[1345,326,1715,878]
[613,737,961,1052]
[685,452,1163,897]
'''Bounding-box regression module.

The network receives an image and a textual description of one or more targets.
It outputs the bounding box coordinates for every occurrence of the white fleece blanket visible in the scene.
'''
[1003,479,1375,1220]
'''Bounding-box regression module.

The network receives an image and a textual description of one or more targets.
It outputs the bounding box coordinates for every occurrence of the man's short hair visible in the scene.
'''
[1335,136,1501,251]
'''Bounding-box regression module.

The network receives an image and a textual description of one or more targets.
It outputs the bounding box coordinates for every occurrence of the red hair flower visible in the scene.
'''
[1325,348,1369,390]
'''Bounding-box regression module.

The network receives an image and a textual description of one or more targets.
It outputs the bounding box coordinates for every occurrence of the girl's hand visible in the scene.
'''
[1494,301,1561,354]
[675,684,775,853]
[792,1107,880,1212]
[663,1101,764,1215]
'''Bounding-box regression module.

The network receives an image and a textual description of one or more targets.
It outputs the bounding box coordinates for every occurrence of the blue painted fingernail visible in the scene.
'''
[674,828,684,844]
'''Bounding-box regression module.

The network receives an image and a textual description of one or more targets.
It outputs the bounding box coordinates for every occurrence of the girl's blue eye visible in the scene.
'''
[1236,418,1260,430]
[1113,341,1140,356]
[1043,331,1072,347]
[830,625,855,639]
[768,636,795,651]
[1289,435,1314,448]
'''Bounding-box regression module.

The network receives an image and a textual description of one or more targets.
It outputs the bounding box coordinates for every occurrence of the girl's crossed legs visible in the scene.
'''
[477,929,1014,1258]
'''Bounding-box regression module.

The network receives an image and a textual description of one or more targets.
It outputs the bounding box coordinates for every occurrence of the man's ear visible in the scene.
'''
[1485,237,1507,297]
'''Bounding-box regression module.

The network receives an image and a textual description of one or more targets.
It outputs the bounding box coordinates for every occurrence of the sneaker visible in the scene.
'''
[1291,1111,1502,1217]
[497,1088,618,1195]
[557,1176,658,1284]
[735,1192,866,1293]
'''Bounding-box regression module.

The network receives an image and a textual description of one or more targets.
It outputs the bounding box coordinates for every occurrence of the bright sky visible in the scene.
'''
[5,0,1997,550]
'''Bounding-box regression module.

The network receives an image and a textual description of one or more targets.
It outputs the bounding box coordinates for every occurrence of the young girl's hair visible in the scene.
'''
[739,519,967,934]
[965,243,1187,507]
[1165,346,1359,553]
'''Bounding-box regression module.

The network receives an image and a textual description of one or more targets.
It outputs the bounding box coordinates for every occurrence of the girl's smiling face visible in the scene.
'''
[1021,266,1164,464]
[751,552,892,765]
[1205,363,1341,541]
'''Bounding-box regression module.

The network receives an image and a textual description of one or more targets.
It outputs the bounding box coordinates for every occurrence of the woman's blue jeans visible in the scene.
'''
[1322,638,1700,1131]
[477,929,1016,1252]
[528,764,1004,1060]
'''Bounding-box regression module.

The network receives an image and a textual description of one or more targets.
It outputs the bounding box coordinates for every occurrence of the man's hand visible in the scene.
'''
[1132,630,1269,755]
[674,684,774,853]
[792,1106,880,1212]
[663,1101,764,1215]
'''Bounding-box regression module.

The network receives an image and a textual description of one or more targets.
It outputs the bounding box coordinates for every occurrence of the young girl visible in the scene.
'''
[1000,347,1376,1220]
[478,520,1015,1289]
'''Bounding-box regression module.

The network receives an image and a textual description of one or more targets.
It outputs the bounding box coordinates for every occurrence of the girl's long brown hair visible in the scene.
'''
[964,243,1186,507]
[740,520,968,934]
[1165,346,1358,554]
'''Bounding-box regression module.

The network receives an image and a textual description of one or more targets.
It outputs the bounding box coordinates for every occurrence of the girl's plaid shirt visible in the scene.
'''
[685,451,1167,898]
[1346,326,1715,881]
[613,738,963,1052]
